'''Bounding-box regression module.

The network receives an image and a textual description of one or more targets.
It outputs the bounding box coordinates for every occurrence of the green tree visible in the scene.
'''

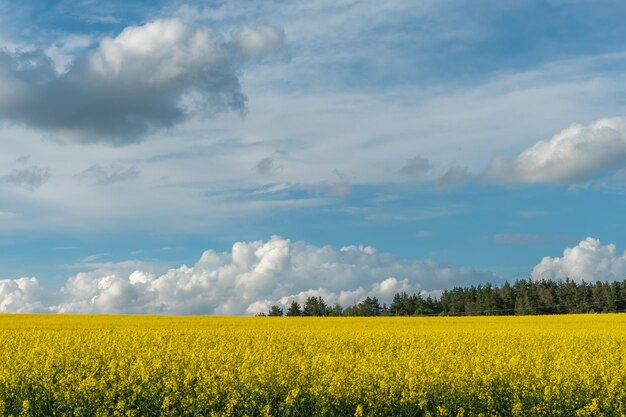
[328,303,343,316]
[268,305,283,316]
[361,296,382,316]
[514,280,536,315]
[441,288,465,315]
[344,297,382,316]
[536,280,557,314]
[611,281,624,312]
[498,281,515,314]
[303,296,328,316]
[286,300,302,316]
[389,292,408,315]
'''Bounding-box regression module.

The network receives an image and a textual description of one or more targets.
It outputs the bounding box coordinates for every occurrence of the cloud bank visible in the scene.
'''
[532,237,626,282]
[0,237,495,315]
[0,19,283,145]
[486,117,626,184]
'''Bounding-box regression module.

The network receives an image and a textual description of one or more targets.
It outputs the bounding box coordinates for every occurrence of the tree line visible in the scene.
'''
[261,278,626,316]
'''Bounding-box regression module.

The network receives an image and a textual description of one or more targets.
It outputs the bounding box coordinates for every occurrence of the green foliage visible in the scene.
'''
[268,278,626,317]
[343,297,381,316]
[268,305,283,316]
[302,297,328,316]
[286,301,302,316]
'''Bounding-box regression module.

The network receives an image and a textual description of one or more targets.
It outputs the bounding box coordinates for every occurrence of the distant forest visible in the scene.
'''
[262,279,626,316]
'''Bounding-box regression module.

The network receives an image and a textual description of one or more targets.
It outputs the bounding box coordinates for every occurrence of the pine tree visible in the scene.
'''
[268,305,283,316]
[286,300,302,316]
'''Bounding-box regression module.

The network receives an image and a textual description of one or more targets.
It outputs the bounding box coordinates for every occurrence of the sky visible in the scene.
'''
[2,0,626,314]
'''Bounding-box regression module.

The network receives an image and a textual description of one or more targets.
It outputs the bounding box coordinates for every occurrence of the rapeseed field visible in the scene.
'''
[1,314,625,416]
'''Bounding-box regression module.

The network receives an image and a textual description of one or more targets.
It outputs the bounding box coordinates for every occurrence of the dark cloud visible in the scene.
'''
[436,165,471,188]
[398,156,431,176]
[256,151,286,177]
[15,154,30,164]
[0,19,283,146]
[331,169,346,180]
[256,157,276,176]
[4,165,51,190]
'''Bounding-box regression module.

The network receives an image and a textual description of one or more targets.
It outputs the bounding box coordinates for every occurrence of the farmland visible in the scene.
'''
[1,314,625,416]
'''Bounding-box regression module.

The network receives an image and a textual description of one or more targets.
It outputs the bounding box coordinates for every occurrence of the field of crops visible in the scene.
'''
[1,314,625,417]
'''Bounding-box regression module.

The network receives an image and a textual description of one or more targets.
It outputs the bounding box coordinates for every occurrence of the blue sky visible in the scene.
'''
[2,0,626,314]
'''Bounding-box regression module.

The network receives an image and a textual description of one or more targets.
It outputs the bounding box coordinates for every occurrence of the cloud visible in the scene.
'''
[0,277,55,312]
[398,156,431,176]
[436,165,471,188]
[15,154,30,164]
[3,165,51,190]
[236,25,285,59]
[44,34,94,73]
[532,237,626,282]
[486,117,626,184]
[256,156,278,176]
[77,164,140,185]
[309,181,352,197]
[0,237,496,315]
[326,183,351,197]
[0,19,283,145]
[613,167,626,182]
[251,183,292,195]
[256,152,286,177]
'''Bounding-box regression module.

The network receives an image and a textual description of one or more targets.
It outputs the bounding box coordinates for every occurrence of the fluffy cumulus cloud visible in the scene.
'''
[0,237,495,315]
[0,277,54,312]
[532,237,626,282]
[486,117,626,184]
[0,19,283,145]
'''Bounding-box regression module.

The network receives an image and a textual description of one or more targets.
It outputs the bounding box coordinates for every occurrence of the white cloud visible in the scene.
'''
[532,237,626,282]
[88,19,219,83]
[0,277,54,312]
[2,1,626,241]
[0,43,624,234]
[236,25,285,59]
[0,237,496,315]
[0,19,283,145]
[486,117,626,184]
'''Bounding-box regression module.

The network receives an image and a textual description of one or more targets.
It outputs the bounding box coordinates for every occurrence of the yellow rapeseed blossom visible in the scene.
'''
[0,314,625,416]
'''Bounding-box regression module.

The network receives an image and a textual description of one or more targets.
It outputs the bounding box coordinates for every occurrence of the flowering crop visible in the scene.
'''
[1,314,625,416]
